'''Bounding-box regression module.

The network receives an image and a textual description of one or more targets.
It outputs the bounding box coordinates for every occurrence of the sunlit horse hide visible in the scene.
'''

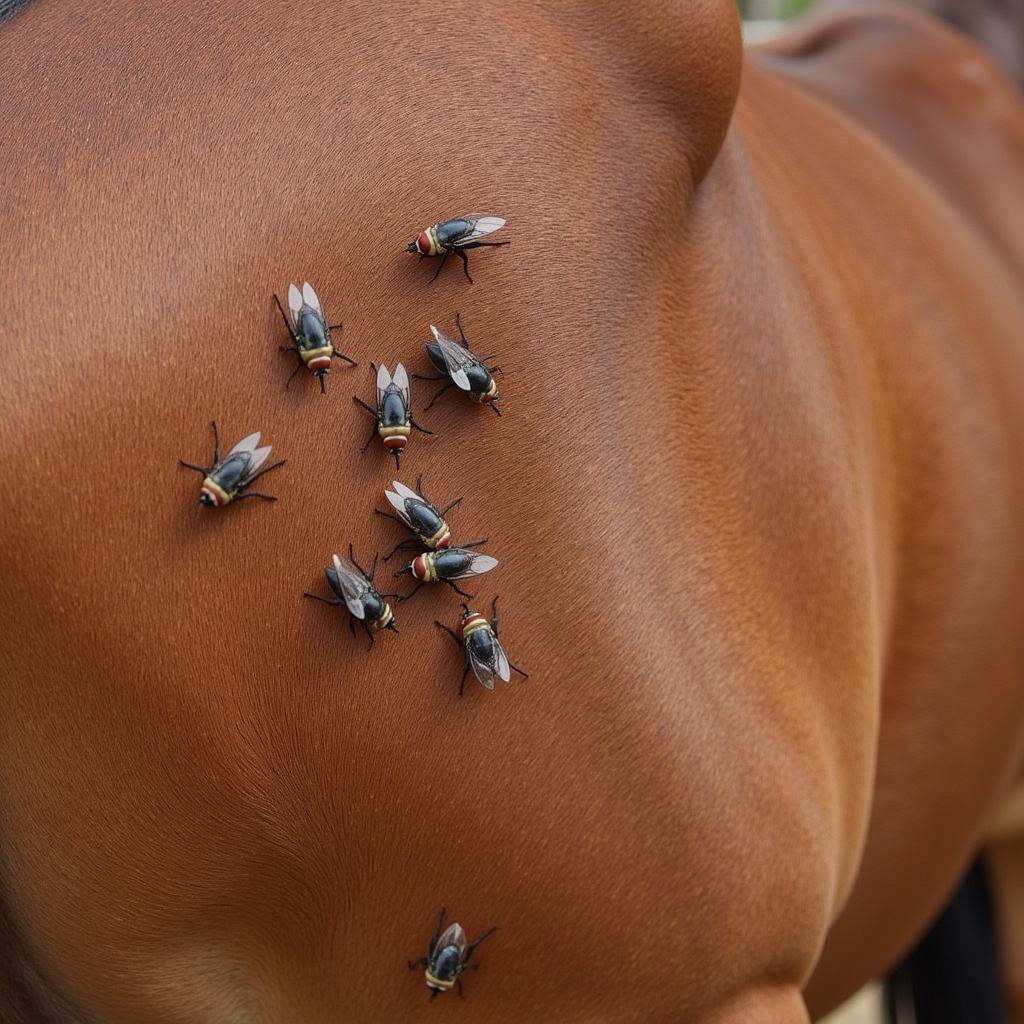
[1,1,1023,1021]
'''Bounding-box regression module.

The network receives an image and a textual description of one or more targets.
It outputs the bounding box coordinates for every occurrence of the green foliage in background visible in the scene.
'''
[736,0,816,17]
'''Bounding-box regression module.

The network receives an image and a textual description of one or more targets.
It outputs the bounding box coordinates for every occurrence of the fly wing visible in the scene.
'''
[467,645,497,690]
[328,554,367,619]
[456,215,505,243]
[301,281,323,317]
[429,325,472,391]
[225,432,261,460]
[450,553,499,579]
[244,444,273,478]
[493,638,511,684]
[376,363,393,410]
[384,485,412,522]
[393,362,410,407]
[433,923,467,959]
[390,479,422,504]
[287,284,303,329]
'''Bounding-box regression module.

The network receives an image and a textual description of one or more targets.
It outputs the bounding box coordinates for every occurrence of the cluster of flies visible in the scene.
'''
[178,216,519,1000]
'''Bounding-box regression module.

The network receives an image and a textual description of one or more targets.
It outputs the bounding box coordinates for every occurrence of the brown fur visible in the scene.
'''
[0,1,1022,1021]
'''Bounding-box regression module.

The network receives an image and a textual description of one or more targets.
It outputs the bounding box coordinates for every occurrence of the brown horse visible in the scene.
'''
[1,1,1022,1021]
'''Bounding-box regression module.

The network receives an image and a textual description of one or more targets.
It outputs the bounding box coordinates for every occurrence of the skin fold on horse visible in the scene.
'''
[0,1,1022,1022]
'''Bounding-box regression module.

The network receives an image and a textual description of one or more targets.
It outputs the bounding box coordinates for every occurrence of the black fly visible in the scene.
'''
[179,422,285,508]
[436,598,529,696]
[408,907,496,1000]
[414,313,503,415]
[376,477,462,562]
[353,363,432,470]
[407,215,509,283]
[274,282,356,393]
[304,547,400,647]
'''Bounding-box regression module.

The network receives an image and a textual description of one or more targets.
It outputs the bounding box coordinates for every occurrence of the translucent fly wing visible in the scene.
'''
[390,479,422,504]
[245,444,274,477]
[301,281,322,316]
[433,923,467,958]
[429,325,472,391]
[467,648,497,690]
[328,554,367,619]
[287,284,303,329]
[393,362,410,406]
[494,640,511,684]
[451,553,499,579]
[457,215,505,243]
[225,431,261,460]
[384,486,411,520]
[376,363,393,409]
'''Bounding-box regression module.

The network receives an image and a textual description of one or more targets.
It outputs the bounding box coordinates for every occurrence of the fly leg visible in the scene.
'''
[367,552,380,583]
[348,616,356,639]
[459,538,488,551]
[410,418,433,436]
[211,421,221,464]
[464,926,497,962]
[232,492,277,502]
[383,538,418,563]
[304,593,343,606]
[440,496,463,517]
[455,248,473,284]
[273,293,298,340]
[488,400,503,417]
[458,655,471,696]
[429,251,450,282]
[454,311,470,347]
[509,661,529,679]
[331,348,358,367]
[408,957,428,971]
[434,622,462,648]
[395,581,424,602]
[353,397,379,453]
[374,508,405,526]
[348,544,371,581]
[284,357,304,388]
[412,372,446,382]
[179,460,209,475]
[363,621,375,649]
[490,596,500,634]
[424,383,453,410]
[445,580,475,599]
[244,459,287,486]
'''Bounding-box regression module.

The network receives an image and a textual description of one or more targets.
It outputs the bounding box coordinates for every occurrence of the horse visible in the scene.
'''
[1,1,1022,1020]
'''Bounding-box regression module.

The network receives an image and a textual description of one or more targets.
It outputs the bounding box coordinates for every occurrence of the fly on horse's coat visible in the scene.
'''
[1,1,1023,1021]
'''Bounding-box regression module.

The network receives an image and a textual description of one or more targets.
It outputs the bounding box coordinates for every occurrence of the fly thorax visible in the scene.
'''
[212,453,249,493]
[299,311,328,350]
[408,501,443,538]
[435,219,472,248]
[380,391,408,427]
[362,591,385,622]
[430,946,462,982]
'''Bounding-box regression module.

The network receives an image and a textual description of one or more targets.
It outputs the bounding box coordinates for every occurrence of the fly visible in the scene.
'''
[406,215,509,283]
[376,477,463,562]
[354,363,432,470]
[408,907,496,1000]
[304,546,400,647]
[179,422,285,508]
[414,313,503,416]
[395,546,497,600]
[435,598,529,696]
[275,281,357,393]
